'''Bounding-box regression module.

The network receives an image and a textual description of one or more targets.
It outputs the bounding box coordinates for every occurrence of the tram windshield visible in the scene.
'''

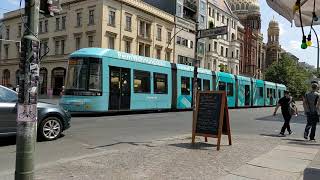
[65,58,102,96]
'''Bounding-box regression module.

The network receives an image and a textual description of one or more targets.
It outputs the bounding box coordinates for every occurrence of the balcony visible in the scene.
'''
[184,0,197,13]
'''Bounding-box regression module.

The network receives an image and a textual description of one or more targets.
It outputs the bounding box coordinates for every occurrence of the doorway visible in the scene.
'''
[52,67,66,95]
[109,66,131,110]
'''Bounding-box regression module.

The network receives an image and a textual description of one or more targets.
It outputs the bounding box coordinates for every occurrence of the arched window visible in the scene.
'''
[231,4,235,10]
[40,68,48,94]
[241,3,245,10]
[236,4,240,10]
[2,69,10,87]
[231,33,235,40]
[246,3,249,10]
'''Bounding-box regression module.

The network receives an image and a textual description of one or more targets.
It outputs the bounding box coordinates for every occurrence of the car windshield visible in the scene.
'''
[0,86,17,102]
[65,58,102,96]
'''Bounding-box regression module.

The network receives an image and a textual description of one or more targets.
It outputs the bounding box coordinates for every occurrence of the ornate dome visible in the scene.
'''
[227,0,260,14]
[269,19,279,28]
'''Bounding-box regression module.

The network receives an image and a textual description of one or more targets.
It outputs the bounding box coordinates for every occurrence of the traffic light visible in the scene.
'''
[40,0,62,17]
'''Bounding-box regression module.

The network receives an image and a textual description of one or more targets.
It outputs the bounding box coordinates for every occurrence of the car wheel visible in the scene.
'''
[39,117,62,141]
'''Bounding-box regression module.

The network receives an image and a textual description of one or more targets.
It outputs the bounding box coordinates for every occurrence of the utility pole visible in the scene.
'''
[15,0,40,179]
[192,23,199,113]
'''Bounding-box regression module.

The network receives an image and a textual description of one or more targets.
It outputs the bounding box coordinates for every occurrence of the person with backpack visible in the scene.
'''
[273,90,295,136]
[303,83,320,141]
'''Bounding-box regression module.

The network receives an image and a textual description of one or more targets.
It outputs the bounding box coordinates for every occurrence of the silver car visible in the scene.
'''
[0,85,71,141]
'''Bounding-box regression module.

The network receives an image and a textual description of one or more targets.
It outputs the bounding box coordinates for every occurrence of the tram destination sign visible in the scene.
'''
[197,26,228,39]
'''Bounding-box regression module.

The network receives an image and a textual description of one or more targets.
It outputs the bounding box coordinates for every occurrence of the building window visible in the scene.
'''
[208,43,211,51]
[208,7,212,17]
[2,69,10,87]
[108,36,115,49]
[62,16,66,30]
[44,20,48,32]
[167,31,172,43]
[177,36,181,44]
[217,13,220,21]
[200,1,205,11]
[200,15,205,24]
[181,76,190,95]
[222,15,225,24]
[75,37,81,50]
[232,51,234,58]
[154,73,167,94]
[134,70,150,93]
[108,9,116,27]
[55,40,60,55]
[55,18,60,30]
[156,25,162,41]
[139,43,150,57]
[214,41,217,51]
[220,46,224,56]
[226,48,228,57]
[41,41,48,57]
[4,45,9,59]
[227,18,229,26]
[236,49,239,58]
[39,21,43,33]
[125,15,132,31]
[139,20,151,39]
[156,48,161,59]
[61,39,65,54]
[124,40,131,53]
[89,9,95,25]
[18,24,22,37]
[88,35,94,47]
[76,12,82,27]
[5,27,9,40]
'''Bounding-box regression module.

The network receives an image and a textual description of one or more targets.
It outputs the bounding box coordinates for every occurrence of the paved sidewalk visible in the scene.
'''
[28,134,318,180]
[219,145,319,180]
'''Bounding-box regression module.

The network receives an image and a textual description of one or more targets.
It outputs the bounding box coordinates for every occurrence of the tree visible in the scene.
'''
[264,53,311,98]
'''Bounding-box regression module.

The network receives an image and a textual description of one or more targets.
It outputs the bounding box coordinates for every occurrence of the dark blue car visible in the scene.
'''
[0,85,71,141]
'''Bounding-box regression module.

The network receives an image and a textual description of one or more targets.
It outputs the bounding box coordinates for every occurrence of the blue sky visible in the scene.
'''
[0,0,318,66]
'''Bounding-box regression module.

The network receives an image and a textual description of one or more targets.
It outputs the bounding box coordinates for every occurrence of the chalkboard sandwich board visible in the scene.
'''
[192,91,232,151]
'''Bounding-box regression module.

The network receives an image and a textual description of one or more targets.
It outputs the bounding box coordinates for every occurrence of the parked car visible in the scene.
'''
[0,85,71,141]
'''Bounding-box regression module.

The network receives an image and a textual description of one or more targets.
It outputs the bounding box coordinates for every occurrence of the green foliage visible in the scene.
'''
[264,53,311,98]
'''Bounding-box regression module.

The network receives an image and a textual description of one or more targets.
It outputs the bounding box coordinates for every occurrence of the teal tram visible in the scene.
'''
[59,48,286,112]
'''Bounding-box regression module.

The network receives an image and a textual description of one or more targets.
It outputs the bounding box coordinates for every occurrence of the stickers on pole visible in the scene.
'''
[17,104,37,122]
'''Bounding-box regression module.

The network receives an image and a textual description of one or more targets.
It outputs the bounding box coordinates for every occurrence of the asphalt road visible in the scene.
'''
[0,103,319,177]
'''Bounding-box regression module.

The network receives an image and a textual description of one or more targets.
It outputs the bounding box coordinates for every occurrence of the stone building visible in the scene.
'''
[206,0,240,74]
[0,0,177,95]
[227,0,265,79]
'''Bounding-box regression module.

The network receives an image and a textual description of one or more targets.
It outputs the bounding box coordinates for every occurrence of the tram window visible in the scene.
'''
[203,79,210,91]
[227,83,233,96]
[181,76,190,95]
[218,81,226,90]
[259,87,263,97]
[154,73,168,94]
[134,70,150,93]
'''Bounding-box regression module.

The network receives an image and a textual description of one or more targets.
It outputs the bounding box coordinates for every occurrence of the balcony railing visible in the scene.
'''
[184,0,197,12]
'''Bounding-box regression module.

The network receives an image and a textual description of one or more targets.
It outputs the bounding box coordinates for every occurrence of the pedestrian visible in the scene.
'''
[303,83,319,141]
[273,90,294,136]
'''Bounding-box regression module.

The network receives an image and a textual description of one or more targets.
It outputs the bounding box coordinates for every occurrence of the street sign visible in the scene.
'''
[197,26,228,39]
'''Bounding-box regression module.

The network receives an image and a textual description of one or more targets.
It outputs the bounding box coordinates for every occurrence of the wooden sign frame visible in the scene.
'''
[191,91,232,151]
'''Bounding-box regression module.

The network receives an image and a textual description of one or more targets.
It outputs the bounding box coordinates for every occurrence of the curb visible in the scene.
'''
[304,151,320,180]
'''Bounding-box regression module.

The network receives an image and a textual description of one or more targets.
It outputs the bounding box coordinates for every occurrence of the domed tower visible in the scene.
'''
[267,19,280,46]
[227,0,261,30]
[266,18,282,68]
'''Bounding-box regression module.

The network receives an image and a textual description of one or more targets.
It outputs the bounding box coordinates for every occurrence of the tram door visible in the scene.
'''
[109,66,131,110]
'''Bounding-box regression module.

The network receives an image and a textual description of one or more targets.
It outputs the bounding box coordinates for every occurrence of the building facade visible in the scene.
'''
[0,0,177,95]
[206,0,240,74]
[227,0,265,79]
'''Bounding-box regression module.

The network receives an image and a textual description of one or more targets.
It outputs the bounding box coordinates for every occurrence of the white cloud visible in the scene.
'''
[279,22,286,36]
[6,0,19,5]
[289,40,300,49]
